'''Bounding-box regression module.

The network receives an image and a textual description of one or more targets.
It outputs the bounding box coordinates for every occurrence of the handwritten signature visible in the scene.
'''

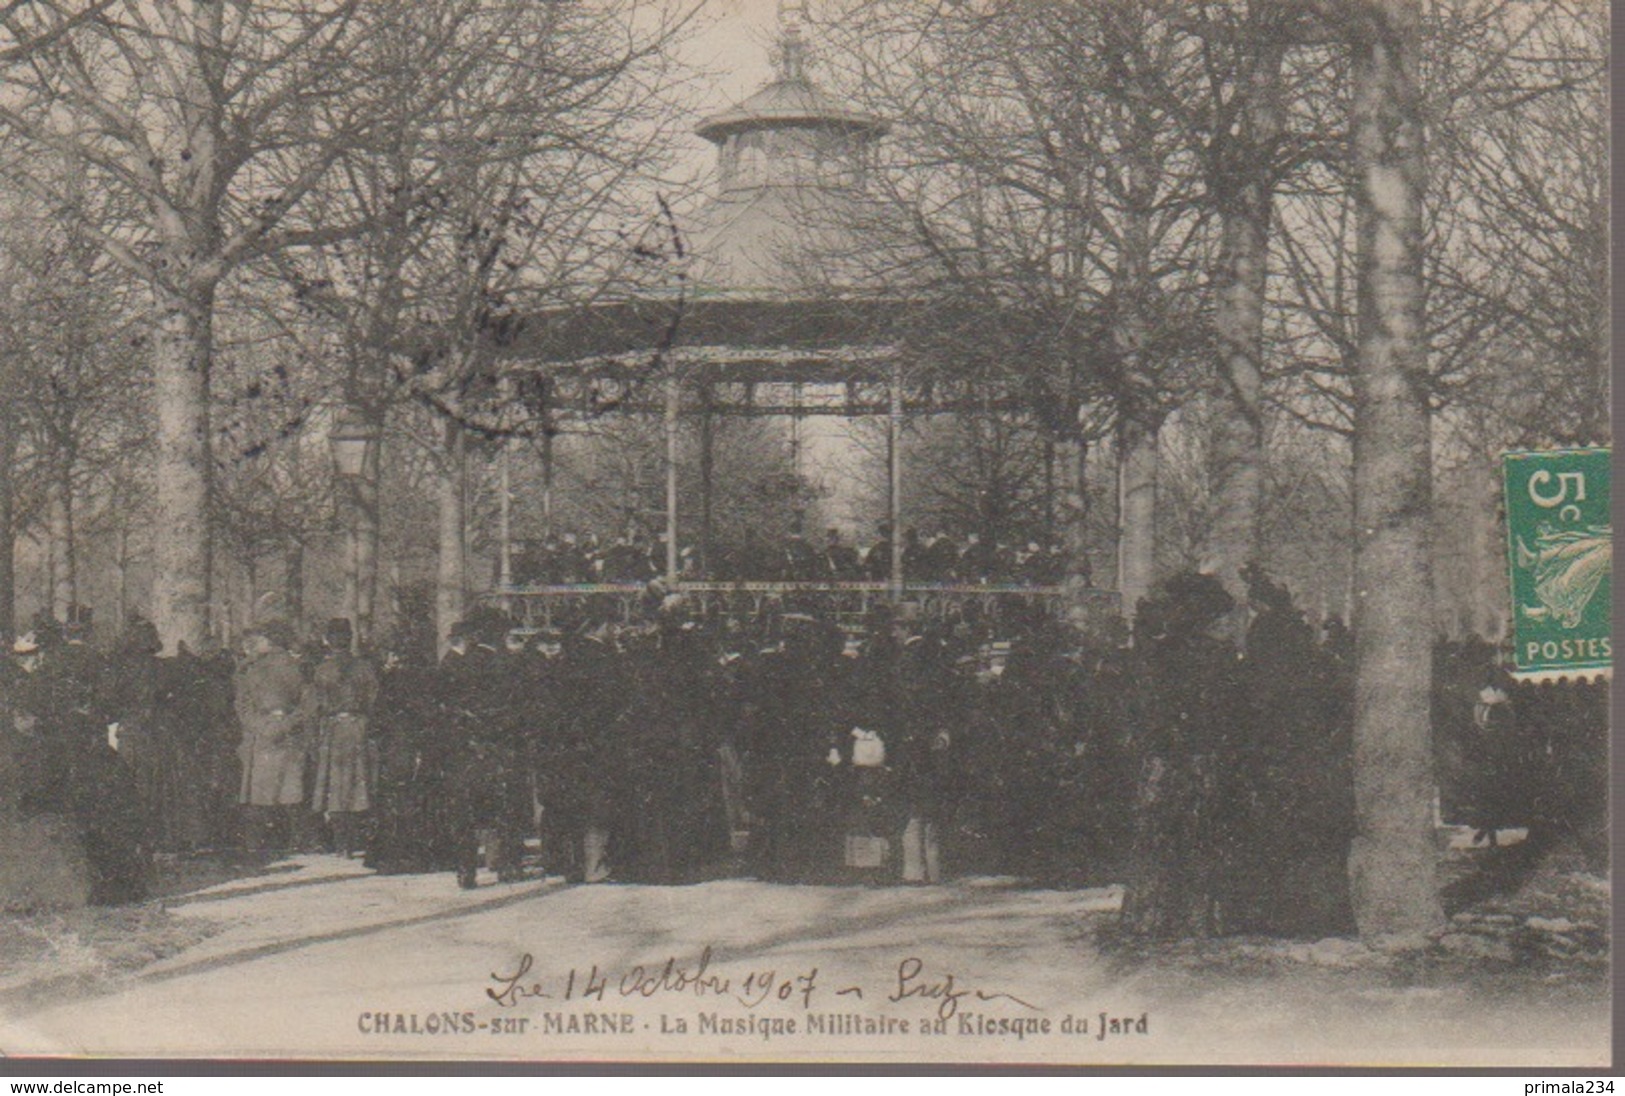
[887,957,1039,1021]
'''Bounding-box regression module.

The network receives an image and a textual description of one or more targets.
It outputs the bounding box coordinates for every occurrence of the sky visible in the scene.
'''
[665,0,791,184]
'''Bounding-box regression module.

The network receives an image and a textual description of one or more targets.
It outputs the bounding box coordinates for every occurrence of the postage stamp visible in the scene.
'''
[1502,448,1612,682]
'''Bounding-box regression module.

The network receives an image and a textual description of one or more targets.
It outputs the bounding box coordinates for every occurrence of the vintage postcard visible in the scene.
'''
[0,0,1610,1070]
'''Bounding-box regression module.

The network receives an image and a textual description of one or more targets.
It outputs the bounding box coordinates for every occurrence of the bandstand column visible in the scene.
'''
[888,357,903,599]
[665,366,680,583]
[540,430,554,538]
[699,384,714,576]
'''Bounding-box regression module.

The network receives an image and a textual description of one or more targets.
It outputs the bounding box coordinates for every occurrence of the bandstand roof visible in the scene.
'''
[482,23,1047,418]
[492,295,897,365]
[694,76,888,144]
[489,31,908,404]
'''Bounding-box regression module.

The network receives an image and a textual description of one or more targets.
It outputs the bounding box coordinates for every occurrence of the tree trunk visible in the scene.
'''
[1105,53,1160,633]
[436,422,468,654]
[1346,0,1444,947]
[47,472,75,622]
[1116,419,1158,625]
[150,284,216,654]
[283,539,305,634]
[699,404,714,575]
[1206,33,1284,621]
[1465,447,1503,641]
[114,525,130,636]
[1043,433,1057,543]
[1061,432,1095,626]
[355,435,381,650]
[0,398,13,641]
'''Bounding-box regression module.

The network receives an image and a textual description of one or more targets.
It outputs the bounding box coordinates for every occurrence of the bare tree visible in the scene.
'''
[1342,0,1446,945]
[824,0,1212,619]
[266,0,690,647]
[0,1,668,650]
[0,2,407,650]
[0,161,148,631]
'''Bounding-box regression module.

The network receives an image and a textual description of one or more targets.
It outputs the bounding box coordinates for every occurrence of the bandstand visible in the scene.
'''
[480,17,1118,634]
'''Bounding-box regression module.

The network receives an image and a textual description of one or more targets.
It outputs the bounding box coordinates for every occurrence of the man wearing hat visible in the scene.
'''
[822,528,860,581]
[863,522,894,582]
[439,610,528,888]
[235,620,309,857]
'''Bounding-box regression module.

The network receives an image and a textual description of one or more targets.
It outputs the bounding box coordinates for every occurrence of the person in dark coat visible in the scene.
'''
[1120,574,1246,939]
[741,612,841,881]
[1071,620,1137,882]
[894,627,965,883]
[1223,565,1355,936]
[64,705,151,905]
[863,523,894,582]
[983,615,1084,880]
[899,528,927,580]
[131,632,221,854]
[957,532,996,583]
[516,628,567,873]
[558,616,628,881]
[624,605,728,882]
[557,532,590,583]
[439,614,528,889]
[185,638,241,851]
[15,638,151,906]
[309,619,380,857]
[101,618,166,845]
[30,613,101,732]
[823,528,860,580]
[235,620,310,857]
[365,648,455,874]
[783,533,820,582]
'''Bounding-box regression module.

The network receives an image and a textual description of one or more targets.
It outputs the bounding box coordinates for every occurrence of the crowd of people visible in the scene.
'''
[510,523,1077,586]
[0,566,1604,935]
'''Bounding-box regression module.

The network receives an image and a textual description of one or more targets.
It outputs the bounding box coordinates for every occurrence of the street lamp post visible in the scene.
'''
[330,406,382,651]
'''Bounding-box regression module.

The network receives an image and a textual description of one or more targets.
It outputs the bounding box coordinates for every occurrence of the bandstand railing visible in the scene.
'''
[480,581,1121,633]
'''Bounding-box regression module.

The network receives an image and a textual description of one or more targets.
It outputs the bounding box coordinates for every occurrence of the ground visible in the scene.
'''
[0,834,1609,1068]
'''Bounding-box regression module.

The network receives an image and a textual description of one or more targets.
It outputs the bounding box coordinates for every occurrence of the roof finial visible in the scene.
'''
[777,0,809,82]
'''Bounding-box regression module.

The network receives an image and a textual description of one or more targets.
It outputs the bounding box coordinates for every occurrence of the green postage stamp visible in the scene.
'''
[1502,447,1612,681]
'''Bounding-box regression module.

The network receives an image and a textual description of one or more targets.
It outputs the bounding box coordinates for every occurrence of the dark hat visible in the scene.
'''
[124,617,161,655]
[463,605,514,645]
[324,617,354,648]
[1139,572,1234,640]
[256,618,297,650]
[29,613,63,649]
[1241,562,1294,612]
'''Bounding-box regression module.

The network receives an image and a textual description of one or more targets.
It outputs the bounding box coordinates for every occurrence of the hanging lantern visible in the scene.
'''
[329,407,380,480]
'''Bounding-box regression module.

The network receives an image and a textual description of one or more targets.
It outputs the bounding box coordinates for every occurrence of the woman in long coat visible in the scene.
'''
[235,621,309,855]
[309,618,380,857]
